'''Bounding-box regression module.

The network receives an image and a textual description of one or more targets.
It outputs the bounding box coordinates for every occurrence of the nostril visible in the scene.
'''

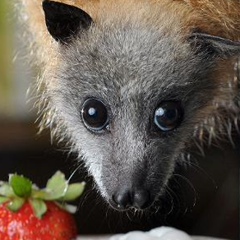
[111,189,132,210]
[133,189,151,209]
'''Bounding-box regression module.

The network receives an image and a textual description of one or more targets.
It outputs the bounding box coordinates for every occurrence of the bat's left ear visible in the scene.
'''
[42,0,93,43]
[190,32,240,58]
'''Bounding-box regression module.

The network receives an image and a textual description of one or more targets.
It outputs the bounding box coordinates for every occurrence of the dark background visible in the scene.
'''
[0,120,238,239]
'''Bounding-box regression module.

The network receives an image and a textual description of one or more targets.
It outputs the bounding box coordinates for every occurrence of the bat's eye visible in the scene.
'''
[81,98,109,132]
[154,101,184,132]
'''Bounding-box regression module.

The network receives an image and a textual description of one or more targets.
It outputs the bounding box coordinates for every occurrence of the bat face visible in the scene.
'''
[41,1,240,210]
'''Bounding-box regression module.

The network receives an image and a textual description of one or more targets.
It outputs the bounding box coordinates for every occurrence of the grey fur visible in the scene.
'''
[36,4,240,207]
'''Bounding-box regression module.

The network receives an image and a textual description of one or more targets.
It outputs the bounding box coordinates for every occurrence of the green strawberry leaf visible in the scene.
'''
[9,174,32,198]
[0,196,9,204]
[61,182,85,201]
[7,198,25,212]
[62,203,77,214]
[32,189,49,199]
[44,171,68,200]
[0,183,14,197]
[29,199,47,219]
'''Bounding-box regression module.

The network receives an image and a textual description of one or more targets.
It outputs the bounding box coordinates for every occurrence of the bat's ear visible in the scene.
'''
[42,0,93,43]
[190,32,240,58]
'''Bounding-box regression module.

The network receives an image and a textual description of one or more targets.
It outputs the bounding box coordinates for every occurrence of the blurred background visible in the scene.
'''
[0,1,239,239]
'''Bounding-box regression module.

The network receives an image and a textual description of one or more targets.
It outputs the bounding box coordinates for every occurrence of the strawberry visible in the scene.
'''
[0,171,85,240]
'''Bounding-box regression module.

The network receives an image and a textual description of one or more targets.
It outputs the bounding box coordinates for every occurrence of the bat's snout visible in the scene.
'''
[109,187,154,210]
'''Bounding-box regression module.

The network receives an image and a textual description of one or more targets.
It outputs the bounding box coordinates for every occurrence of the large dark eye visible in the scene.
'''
[154,101,184,132]
[81,98,109,132]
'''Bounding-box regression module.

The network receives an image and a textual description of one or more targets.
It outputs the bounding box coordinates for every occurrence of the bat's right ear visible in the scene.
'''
[42,0,93,43]
[190,32,240,58]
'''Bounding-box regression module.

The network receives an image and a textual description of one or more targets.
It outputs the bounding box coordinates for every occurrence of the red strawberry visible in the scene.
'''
[0,171,85,240]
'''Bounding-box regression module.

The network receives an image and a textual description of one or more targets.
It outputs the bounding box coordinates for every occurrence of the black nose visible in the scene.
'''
[111,188,152,210]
